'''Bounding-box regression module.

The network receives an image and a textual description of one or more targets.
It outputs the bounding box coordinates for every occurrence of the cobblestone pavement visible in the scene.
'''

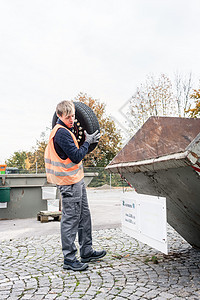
[0,226,199,300]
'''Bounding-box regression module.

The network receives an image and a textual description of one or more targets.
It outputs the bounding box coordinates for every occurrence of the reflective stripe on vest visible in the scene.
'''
[44,158,77,169]
[45,164,83,177]
[44,124,84,185]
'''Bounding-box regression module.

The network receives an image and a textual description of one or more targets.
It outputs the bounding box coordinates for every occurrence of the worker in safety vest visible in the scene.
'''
[45,100,106,271]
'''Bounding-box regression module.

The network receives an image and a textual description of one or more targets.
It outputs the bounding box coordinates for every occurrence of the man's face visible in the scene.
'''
[59,108,75,128]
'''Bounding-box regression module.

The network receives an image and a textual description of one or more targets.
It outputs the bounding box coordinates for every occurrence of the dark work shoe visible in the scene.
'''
[63,259,88,271]
[81,250,107,263]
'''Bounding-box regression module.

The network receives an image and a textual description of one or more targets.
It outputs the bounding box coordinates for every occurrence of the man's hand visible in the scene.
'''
[84,130,101,145]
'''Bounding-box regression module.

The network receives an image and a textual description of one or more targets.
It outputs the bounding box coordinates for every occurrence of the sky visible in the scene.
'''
[0,0,200,164]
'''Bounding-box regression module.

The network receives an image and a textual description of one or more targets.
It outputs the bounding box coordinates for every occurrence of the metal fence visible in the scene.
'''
[84,167,128,188]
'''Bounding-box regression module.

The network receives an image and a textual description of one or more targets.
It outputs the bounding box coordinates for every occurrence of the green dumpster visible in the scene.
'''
[0,187,11,202]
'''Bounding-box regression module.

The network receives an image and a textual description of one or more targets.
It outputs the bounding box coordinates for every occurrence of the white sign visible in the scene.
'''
[42,187,57,200]
[0,202,7,208]
[121,193,168,254]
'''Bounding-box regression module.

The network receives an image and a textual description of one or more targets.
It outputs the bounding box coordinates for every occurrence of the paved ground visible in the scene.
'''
[0,189,200,299]
[0,189,122,241]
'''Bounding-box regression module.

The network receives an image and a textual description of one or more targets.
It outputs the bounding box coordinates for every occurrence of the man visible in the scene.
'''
[45,100,106,271]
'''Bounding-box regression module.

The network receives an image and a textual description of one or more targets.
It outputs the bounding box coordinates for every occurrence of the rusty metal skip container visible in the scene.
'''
[106,116,200,249]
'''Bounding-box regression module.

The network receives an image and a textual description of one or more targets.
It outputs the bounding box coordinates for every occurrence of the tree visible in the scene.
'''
[128,73,195,133]
[186,88,200,117]
[26,132,48,170]
[174,71,193,117]
[5,151,27,169]
[6,133,48,172]
[128,74,175,133]
[75,93,122,167]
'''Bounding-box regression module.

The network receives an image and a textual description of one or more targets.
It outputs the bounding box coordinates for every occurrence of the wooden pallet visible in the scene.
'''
[37,211,62,223]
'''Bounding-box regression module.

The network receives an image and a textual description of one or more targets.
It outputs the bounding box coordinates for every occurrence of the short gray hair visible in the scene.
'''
[56,100,75,117]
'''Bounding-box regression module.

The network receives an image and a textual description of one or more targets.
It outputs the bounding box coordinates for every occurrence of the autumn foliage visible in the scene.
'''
[26,139,47,170]
[75,93,122,167]
[186,89,200,117]
[5,151,27,170]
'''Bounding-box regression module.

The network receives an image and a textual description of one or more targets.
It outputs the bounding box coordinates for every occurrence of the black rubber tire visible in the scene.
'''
[52,102,100,153]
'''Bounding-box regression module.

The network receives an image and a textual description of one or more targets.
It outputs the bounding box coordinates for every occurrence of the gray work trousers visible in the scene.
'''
[58,179,93,261]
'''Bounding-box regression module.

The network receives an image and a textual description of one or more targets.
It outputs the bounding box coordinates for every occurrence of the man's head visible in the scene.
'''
[56,100,75,128]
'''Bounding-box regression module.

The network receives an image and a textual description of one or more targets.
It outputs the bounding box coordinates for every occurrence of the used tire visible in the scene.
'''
[52,102,100,153]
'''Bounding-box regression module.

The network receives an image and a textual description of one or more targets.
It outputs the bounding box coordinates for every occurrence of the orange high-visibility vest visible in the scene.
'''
[44,124,84,185]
